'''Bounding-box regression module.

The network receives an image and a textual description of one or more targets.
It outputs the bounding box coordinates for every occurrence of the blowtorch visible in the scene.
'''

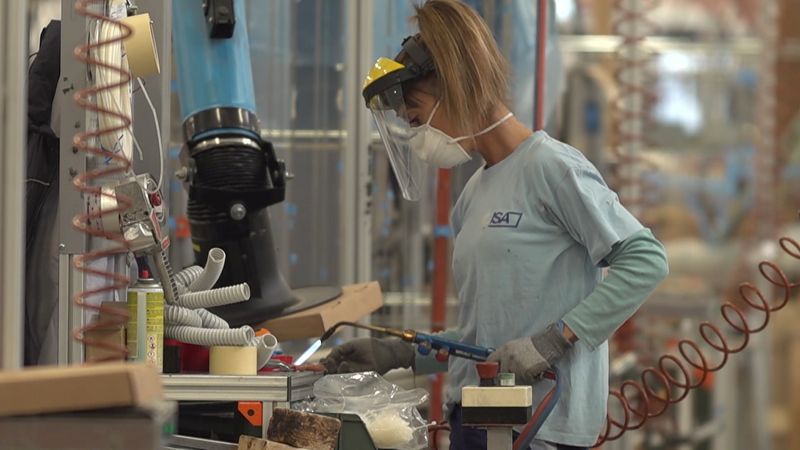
[294,321,495,366]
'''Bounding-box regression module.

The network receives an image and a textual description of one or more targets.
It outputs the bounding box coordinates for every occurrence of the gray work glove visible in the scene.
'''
[321,337,415,375]
[487,324,572,385]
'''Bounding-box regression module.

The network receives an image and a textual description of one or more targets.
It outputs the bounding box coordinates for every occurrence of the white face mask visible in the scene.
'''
[409,101,514,168]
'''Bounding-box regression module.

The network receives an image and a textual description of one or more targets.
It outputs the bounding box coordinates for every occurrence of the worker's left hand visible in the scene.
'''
[487,323,572,384]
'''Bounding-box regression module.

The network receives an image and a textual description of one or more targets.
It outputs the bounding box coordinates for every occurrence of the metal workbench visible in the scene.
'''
[162,372,321,448]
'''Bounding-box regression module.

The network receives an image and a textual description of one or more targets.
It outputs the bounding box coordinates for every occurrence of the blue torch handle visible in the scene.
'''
[413,331,495,361]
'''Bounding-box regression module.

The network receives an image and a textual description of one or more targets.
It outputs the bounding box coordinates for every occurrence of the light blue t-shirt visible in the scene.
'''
[446,131,643,446]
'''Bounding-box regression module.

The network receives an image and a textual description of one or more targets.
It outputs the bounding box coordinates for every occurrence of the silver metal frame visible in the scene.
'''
[57,0,172,364]
[341,0,374,286]
[162,372,320,441]
[161,372,319,402]
[56,0,92,364]
[0,0,28,370]
[57,254,86,363]
[58,0,91,256]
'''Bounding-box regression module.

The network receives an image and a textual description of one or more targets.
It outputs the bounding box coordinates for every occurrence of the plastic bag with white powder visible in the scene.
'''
[296,372,429,450]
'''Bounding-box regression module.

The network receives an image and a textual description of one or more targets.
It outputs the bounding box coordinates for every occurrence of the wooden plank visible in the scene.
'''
[258,282,383,341]
[266,408,341,450]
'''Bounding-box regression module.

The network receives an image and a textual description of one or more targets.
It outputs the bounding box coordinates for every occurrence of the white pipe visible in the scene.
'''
[254,333,278,370]
[164,305,202,328]
[165,325,254,346]
[174,265,203,288]
[189,247,225,292]
[178,283,250,309]
[196,308,230,329]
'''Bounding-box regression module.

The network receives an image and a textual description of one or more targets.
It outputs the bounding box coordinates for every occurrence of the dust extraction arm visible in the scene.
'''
[171,0,339,327]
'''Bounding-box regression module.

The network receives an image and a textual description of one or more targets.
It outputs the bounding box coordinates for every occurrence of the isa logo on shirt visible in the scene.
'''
[488,211,522,228]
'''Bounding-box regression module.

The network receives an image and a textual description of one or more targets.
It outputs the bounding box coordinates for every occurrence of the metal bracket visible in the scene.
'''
[203,0,235,39]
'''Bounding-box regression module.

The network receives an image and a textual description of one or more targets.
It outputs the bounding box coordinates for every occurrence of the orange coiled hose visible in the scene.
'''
[71,0,134,361]
[596,236,800,446]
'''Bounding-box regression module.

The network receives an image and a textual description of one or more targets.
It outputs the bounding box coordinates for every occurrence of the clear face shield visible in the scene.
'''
[364,36,436,201]
[366,82,427,201]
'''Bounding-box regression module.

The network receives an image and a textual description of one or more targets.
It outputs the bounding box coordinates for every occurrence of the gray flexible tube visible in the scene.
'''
[165,325,255,346]
[178,283,250,309]
[164,305,202,328]
[189,247,225,292]
[196,308,230,329]
[153,249,180,305]
[174,265,203,288]
[254,334,278,369]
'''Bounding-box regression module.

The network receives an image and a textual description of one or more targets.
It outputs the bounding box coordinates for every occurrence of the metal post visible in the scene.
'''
[0,0,28,370]
[59,0,90,256]
[355,1,374,286]
[342,0,373,286]
[57,0,91,365]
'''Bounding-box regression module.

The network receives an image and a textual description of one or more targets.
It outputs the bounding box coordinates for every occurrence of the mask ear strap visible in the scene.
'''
[453,112,514,142]
[426,100,441,126]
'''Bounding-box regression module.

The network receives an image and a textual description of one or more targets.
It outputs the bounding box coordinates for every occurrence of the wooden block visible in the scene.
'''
[462,386,533,408]
[266,408,341,450]
[84,324,126,362]
[258,282,383,341]
[0,363,162,417]
[237,435,301,450]
[85,302,128,362]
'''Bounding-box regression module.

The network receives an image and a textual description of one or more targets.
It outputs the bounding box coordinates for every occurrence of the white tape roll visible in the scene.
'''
[121,13,160,77]
[209,346,257,376]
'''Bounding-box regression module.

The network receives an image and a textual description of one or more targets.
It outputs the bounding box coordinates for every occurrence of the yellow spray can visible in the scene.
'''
[127,275,164,372]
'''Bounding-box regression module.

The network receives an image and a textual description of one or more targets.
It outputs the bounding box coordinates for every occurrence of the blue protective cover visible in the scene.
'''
[172,0,257,128]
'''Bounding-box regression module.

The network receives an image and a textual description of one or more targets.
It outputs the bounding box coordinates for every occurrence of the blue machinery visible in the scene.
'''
[171,0,340,327]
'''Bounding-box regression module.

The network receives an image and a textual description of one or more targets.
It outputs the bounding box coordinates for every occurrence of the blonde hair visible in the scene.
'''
[407,0,510,134]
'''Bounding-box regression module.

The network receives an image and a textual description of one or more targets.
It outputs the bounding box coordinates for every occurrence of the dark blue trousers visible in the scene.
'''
[448,404,587,450]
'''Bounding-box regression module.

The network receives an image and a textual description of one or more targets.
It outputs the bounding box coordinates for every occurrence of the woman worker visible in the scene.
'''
[321,1,669,449]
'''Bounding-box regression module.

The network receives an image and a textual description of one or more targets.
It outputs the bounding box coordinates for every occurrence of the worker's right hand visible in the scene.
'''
[321,337,415,375]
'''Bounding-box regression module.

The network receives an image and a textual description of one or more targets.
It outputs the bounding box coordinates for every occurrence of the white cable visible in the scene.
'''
[253,334,278,370]
[165,325,255,347]
[196,308,230,329]
[136,77,164,193]
[165,305,203,328]
[174,265,203,288]
[189,248,226,292]
[133,133,145,161]
[177,283,251,309]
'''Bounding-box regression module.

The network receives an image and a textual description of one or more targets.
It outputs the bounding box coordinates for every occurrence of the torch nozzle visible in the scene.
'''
[319,321,411,342]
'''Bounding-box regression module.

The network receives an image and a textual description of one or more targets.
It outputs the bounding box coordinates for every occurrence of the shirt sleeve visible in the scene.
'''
[544,165,643,266]
[563,228,669,349]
